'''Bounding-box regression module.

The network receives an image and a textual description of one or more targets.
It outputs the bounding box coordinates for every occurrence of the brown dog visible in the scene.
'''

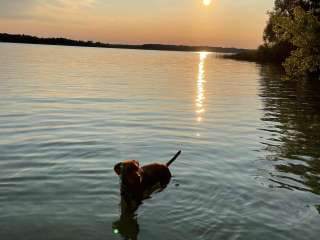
[114,151,181,205]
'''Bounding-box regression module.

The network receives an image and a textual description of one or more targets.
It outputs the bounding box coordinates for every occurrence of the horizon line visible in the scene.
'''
[0,33,250,53]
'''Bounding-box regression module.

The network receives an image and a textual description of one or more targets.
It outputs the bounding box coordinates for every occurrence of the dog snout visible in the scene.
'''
[136,171,142,183]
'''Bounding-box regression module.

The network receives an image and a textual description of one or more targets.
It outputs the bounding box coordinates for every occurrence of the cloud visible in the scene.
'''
[0,0,39,19]
[0,0,96,21]
[41,0,96,10]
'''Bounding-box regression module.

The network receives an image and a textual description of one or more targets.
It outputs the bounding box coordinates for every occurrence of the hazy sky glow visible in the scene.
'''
[0,0,274,48]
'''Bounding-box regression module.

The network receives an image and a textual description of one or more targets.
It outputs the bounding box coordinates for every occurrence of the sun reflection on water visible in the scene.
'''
[196,52,209,124]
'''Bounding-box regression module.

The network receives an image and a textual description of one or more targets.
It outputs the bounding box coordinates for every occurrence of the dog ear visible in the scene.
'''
[114,163,121,175]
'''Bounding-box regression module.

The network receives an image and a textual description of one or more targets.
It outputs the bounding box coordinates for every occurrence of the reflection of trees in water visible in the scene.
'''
[259,65,320,195]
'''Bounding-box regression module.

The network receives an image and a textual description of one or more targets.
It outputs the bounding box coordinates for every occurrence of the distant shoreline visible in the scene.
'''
[0,33,245,54]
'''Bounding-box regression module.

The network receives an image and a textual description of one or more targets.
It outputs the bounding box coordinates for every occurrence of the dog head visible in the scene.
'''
[114,160,142,186]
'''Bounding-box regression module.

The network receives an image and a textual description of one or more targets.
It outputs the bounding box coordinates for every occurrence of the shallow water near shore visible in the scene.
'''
[0,43,320,240]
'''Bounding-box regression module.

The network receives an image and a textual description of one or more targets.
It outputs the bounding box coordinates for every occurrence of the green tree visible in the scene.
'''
[273,7,320,79]
[264,0,320,43]
[263,1,320,79]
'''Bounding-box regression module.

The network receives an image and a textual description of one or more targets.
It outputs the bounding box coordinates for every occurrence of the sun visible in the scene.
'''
[203,0,212,6]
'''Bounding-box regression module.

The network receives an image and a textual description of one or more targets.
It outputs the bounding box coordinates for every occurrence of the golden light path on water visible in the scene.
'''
[196,52,209,137]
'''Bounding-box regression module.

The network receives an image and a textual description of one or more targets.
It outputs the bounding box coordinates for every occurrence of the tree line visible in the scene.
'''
[0,33,243,54]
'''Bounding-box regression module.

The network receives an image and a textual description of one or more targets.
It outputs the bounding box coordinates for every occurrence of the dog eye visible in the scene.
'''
[127,165,138,172]
[127,166,134,172]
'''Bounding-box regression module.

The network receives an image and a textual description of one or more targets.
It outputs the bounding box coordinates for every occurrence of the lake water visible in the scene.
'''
[0,43,319,240]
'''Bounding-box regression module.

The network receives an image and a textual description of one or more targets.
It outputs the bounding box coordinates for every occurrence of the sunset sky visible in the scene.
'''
[0,0,274,49]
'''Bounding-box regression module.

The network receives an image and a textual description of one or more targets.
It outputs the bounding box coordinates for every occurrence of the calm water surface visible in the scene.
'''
[0,43,319,240]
